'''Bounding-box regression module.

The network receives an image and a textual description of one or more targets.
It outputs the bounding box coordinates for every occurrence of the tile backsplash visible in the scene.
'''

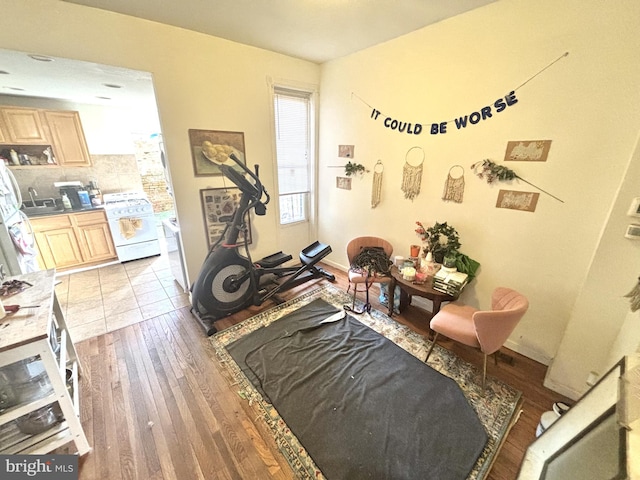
[12,154,143,201]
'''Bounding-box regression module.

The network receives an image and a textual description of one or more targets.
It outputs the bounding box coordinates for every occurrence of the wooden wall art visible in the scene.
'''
[336,177,352,190]
[338,145,355,158]
[496,190,540,212]
[504,140,552,162]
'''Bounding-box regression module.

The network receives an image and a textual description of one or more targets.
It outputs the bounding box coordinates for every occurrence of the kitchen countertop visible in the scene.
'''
[22,205,105,218]
[0,269,56,352]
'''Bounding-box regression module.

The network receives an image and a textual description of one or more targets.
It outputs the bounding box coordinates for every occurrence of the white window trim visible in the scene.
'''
[266,77,319,235]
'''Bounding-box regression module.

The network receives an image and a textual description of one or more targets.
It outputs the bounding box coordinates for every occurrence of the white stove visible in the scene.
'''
[103,192,155,217]
[103,192,161,262]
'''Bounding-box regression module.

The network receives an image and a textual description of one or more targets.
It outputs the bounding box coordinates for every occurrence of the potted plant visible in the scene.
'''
[415,221,481,278]
[451,251,481,279]
[415,221,461,264]
[344,161,367,177]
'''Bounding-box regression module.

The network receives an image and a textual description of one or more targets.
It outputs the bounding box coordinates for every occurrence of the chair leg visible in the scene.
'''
[351,284,358,310]
[344,283,371,314]
[482,353,488,390]
[424,333,439,362]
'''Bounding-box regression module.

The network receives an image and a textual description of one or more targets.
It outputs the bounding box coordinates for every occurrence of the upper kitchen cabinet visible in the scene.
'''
[0,106,49,143]
[0,107,92,167]
[42,110,91,167]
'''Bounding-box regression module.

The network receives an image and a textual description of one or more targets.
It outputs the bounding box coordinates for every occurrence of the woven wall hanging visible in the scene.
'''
[442,165,465,203]
[625,277,640,312]
[371,160,384,208]
[401,146,424,200]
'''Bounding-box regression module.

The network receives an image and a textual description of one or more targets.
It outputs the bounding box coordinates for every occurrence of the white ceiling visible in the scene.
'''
[0,0,496,106]
[62,0,496,64]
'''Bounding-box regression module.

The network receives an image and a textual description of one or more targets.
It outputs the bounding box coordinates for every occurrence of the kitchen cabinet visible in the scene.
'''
[74,210,117,262]
[0,117,6,143]
[0,269,90,455]
[31,209,116,271]
[0,107,49,144]
[0,107,91,167]
[43,111,91,167]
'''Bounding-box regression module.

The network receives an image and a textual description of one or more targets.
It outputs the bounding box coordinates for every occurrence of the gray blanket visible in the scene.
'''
[228,298,487,479]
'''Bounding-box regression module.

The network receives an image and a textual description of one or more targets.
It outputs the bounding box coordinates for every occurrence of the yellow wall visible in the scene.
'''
[0,0,320,284]
[317,0,640,398]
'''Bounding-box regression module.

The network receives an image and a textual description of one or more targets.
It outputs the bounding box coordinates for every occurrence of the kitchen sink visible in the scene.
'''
[21,199,65,217]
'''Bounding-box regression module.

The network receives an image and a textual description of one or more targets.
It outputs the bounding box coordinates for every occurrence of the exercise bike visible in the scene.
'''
[190,153,335,335]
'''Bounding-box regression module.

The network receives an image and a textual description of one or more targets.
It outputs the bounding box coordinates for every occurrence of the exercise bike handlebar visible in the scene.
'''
[220,153,269,205]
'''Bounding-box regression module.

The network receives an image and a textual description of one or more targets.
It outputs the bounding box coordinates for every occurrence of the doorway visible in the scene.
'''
[0,48,183,275]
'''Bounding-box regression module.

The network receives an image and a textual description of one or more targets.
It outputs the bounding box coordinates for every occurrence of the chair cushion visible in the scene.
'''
[430,303,481,348]
[348,270,391,284]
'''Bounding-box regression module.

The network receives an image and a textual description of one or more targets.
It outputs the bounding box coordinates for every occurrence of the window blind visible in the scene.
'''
[274,88,310,196]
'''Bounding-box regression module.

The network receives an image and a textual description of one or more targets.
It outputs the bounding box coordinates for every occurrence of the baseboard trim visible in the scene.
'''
[542,377,582,401]
[504,339,552,366]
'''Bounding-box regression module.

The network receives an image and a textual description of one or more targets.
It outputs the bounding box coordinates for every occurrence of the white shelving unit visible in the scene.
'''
[0,269,90,455]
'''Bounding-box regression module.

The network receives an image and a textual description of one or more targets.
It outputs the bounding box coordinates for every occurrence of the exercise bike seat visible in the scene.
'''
[256,251,293,268]
[300,241,332,265]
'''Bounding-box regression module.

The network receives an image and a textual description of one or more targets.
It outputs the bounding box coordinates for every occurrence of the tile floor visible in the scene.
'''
[55,252,190,344]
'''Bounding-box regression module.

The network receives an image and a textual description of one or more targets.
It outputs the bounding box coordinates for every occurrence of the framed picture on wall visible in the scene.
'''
[504,140,552,162]
[496,189,540,212]
[189,129,246,176]
[200,187,252,248]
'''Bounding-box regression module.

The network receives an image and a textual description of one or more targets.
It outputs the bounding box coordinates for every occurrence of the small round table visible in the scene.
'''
[387,266,457,319]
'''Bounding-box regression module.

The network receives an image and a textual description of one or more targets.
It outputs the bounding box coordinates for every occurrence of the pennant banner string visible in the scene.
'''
[351,51,569,136]
[513,51,569,91]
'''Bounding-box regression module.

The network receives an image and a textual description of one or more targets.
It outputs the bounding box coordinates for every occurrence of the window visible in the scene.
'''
[273,87,313,225]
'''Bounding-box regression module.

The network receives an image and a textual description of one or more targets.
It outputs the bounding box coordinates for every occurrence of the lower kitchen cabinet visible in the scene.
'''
[74,211,117,263]
[31,209,117,271]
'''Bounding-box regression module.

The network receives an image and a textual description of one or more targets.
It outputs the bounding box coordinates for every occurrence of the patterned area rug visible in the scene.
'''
[211,284,523,479]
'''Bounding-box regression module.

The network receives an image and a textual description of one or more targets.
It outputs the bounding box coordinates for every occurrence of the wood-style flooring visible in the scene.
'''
[71,264,571,480]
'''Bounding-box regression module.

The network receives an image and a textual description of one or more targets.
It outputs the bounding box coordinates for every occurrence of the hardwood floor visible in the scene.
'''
[71,264,571,479]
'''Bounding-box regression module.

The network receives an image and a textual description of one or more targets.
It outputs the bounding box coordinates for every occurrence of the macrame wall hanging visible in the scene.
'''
[401,146,424,200]
[371,160,384,208]
[442,165,465,203]
[625,277,640,312]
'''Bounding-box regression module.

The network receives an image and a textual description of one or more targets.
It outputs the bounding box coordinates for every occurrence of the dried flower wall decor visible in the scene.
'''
[625,277,640,312]
[471,159,564,203]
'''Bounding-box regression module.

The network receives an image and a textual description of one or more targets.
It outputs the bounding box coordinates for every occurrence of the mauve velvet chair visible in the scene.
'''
[424,287,529,389]
[346,236,393,313]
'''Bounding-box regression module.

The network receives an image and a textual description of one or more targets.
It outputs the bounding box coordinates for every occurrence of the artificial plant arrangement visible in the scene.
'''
[470,159,564,203]
[415,221,460,263]
[344,161,368,177]
[415,220,480,279]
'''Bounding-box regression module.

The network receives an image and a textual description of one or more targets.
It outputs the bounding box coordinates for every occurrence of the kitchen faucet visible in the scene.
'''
[28,187,37,205]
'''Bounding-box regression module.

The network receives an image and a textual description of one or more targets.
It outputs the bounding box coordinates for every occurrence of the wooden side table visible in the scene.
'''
[388,266,457,320]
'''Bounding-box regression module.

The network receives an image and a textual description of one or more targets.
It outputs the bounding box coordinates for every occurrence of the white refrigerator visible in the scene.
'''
[0,163,38,276]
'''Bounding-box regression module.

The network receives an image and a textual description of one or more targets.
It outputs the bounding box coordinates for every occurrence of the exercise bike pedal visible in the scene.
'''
[256,251,293,268]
